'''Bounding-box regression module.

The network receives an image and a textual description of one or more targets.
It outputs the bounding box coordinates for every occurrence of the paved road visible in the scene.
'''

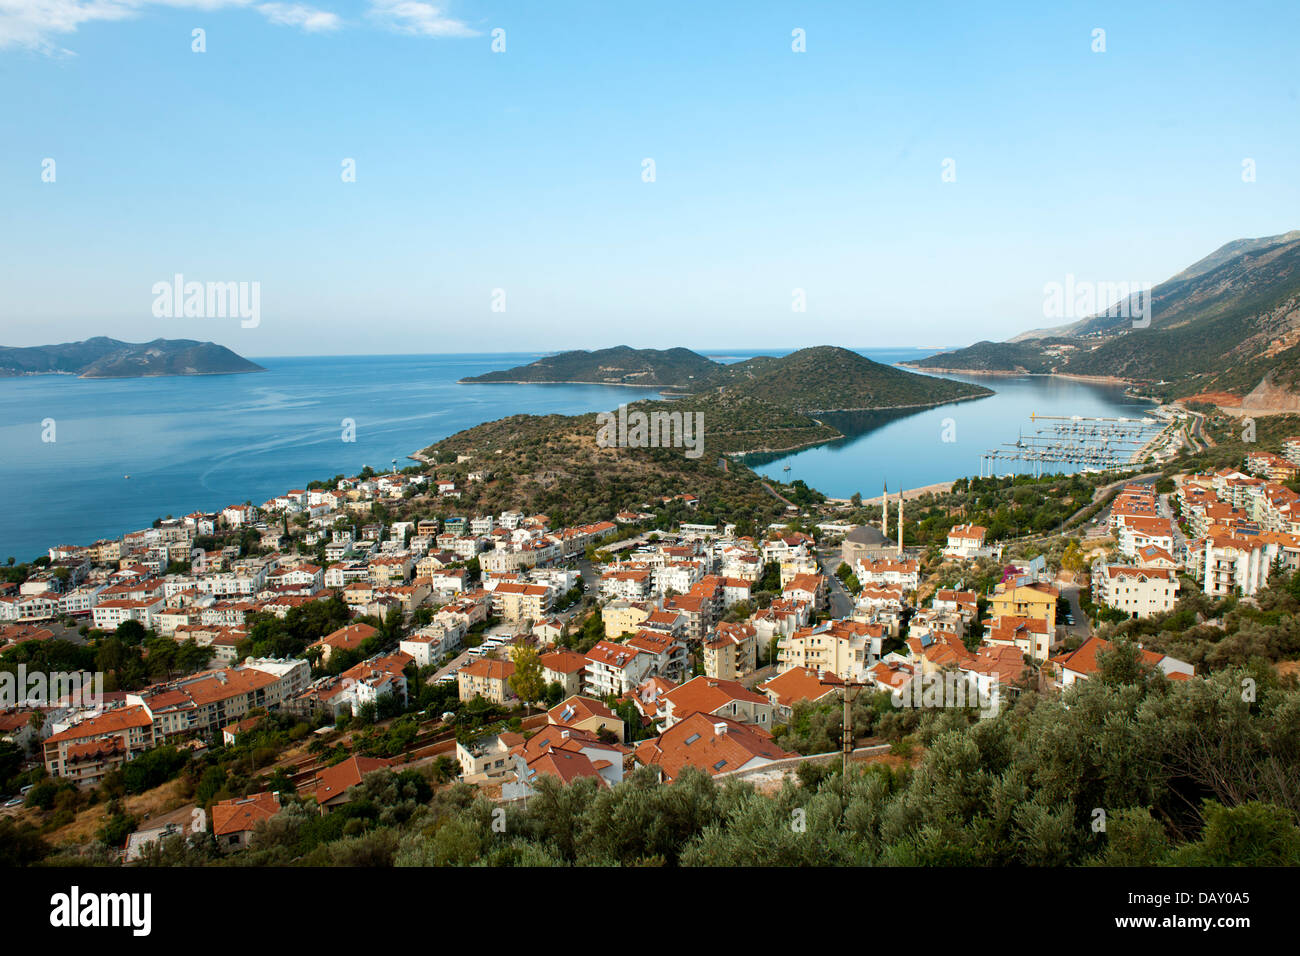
[427,559,601,686]
[816,547,855,619]
[1054,581,1090,641]
[762,483,799,509]
[1185,408,1211,449]
[428,646,476,684]
[1065,471,1162,530]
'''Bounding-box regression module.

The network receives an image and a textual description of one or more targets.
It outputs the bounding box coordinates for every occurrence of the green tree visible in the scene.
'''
[1171,801,1300,866]
[509,644,546,711]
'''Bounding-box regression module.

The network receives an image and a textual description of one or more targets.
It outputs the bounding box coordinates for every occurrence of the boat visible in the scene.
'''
[782,465,791,472]
[123,474,131,479]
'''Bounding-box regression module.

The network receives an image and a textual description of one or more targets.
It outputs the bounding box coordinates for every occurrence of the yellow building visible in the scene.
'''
[778,557,820,586]
[457,658,516,704]
[776,620,881,678]
[989,582,1058,623]
[491,582,550,624]
[703,622,758,681]
[603,599,652,639]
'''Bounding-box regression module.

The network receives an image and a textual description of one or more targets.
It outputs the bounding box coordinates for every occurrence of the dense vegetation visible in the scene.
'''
[27,642,1294,867]
[1101,567,1300,673]
[460,346,718,388]
[908,339,1063,374]
[420,411,792,527]
[698,346,992,411]
[0,621,212,693]
[1174,410,1300,476]
[837,471,1122,549]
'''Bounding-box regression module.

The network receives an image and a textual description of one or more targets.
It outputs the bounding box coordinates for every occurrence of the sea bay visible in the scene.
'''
[0,348,1155,561]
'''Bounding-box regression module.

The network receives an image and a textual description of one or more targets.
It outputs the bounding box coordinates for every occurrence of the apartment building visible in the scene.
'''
[703,621,758,681]
[1094,565,1180,618]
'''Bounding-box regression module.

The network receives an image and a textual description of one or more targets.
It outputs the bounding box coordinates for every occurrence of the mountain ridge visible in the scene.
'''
[459,346,717,388]
[440,344,992,459]
[906,231,1300,406]
[0,338,264,378]
[463,344,993,412]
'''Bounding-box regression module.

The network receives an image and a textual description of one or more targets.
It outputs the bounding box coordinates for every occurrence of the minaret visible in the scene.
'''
[897,495,904,557]
[881,481,889,537]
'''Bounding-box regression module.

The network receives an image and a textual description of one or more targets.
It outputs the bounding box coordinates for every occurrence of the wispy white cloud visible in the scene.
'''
[0,0,343,53]
[0,0,139,52]
[366,0,476,38]
[255,2,338,31]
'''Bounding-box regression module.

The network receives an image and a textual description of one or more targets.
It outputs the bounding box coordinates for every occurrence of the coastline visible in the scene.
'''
[5,355,1155,562]
[79,368,266,380]
[728,435,839,458]
[433,389,992,463]
[0,368,266,380]
[458,378,675,390]
[825,481,956,505]
[898,364,1132,387]
[802,391,995,415]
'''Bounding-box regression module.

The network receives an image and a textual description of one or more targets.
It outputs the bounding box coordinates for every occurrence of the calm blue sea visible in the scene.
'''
[0,348,1154,561]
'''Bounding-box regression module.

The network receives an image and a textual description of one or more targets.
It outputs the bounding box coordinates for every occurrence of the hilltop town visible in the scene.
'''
[1,413,1300,866]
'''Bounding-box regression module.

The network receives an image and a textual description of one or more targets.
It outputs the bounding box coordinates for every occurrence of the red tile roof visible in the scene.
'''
[211,791,281,836]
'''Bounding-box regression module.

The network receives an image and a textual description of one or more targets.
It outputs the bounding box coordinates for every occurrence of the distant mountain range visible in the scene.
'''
[906,231,1300,409]
[0,337,264,378]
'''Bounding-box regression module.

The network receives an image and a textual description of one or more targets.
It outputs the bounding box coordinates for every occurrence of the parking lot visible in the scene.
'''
[427,626,520,686]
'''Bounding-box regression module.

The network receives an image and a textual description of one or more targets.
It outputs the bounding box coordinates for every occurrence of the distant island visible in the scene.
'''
[446,345,993,459]
[903,230,1300,411]
[460,346,717,389]
[464,344,992,407]
[0,337,265,379]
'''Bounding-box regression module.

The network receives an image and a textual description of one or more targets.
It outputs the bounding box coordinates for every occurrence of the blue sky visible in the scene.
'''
[2,0,1298,356]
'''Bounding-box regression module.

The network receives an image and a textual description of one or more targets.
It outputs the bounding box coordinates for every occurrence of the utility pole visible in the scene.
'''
[840,679,865,797]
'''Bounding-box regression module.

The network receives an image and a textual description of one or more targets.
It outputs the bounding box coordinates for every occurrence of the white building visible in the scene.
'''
[1094,565,1180,618]
[943,524,998,561]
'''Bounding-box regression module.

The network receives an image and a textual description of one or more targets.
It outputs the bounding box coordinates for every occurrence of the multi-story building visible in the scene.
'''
[43,706,156,786]
[703,621,758,681]
[943,524,997,560]
[1093,565,1180,618]
[776,619,882,680]
[490,581,552,624]
[458,658,517,704]
[657,676,774,732]
[989,581,1058,625]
